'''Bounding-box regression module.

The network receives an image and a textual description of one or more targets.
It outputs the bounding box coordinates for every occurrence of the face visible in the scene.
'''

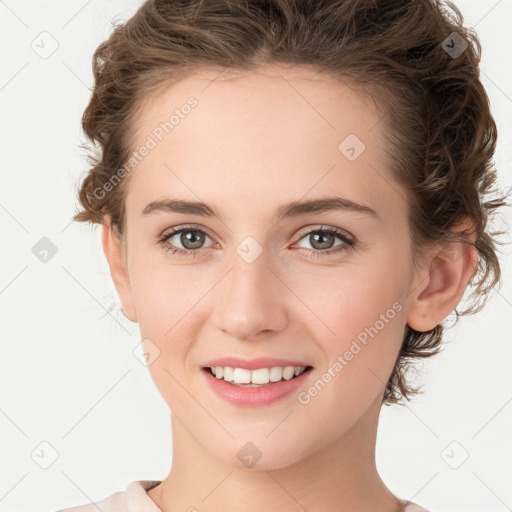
[104,64,430,469]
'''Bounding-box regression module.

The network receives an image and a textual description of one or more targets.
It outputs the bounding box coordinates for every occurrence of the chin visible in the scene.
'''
[208,434,312,471]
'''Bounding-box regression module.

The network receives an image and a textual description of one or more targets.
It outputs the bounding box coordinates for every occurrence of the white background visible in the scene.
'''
[1,1,511,511]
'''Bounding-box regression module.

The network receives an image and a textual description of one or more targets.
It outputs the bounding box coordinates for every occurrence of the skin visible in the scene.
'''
[101,64,478,512]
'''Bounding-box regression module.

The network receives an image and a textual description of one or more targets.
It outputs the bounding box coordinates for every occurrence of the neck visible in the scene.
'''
[148,393,403,512]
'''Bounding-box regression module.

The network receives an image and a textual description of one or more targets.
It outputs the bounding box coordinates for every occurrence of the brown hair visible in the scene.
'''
[73,0,510,405]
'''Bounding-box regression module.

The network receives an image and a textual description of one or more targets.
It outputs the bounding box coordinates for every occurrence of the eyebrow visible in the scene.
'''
[142,196,380,222]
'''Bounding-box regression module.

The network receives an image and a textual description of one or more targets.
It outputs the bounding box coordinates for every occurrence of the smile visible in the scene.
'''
[208,365,310,386]
[201,365,314,407]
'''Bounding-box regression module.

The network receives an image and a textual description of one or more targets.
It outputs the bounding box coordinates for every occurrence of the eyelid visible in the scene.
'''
[160,223,355,245]
[293,224,355,244]
[159,222,356,256]
[159,223,218,244]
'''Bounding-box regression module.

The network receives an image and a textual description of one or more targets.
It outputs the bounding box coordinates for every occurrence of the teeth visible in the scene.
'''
[269,367,282,382]
[233,368,251,384]
[210,365,307,385]
[250,368,269,384]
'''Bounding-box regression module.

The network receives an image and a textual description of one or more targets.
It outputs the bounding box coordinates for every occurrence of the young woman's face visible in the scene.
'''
[113,64,424,468]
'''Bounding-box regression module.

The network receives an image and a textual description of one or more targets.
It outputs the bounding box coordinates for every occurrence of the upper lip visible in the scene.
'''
[202,357,312,371]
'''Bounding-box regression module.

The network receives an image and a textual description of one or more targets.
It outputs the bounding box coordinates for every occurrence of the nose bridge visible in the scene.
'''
[212,239,287,339]
[231,241,271,296]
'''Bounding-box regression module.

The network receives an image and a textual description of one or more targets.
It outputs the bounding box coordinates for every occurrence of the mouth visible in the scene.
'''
[200,360,315,407]
[201,365,314,387]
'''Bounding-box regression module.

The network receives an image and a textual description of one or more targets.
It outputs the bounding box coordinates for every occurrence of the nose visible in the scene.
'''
[210,247,288,341]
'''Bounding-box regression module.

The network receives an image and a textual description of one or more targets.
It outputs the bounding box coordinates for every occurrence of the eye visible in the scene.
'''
[158,224,217,257]
[158,224,356,258]
[293,225,356,257]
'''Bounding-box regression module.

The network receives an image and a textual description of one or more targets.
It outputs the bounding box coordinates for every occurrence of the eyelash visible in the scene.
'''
[158,223,356,259]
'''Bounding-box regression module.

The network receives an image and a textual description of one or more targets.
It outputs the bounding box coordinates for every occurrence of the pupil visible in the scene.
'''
[182,230,204,249]
[312,232,333,250]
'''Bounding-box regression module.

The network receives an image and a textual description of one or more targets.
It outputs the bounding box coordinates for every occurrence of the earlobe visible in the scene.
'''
[101,216,138,323]
[406,217,478,333]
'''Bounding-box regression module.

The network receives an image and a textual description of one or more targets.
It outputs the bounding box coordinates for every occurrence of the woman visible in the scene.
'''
[59,0,508,510]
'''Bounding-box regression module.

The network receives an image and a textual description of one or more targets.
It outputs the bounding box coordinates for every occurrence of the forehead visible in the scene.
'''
[130,63,384,147]
[125,64,403,224]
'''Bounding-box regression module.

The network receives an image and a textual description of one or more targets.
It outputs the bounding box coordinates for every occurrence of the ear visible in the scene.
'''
[407,217,479,332]
[101,216,138,323]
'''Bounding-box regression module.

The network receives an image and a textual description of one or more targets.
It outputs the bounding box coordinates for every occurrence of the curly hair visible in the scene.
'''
[73,0,510,405]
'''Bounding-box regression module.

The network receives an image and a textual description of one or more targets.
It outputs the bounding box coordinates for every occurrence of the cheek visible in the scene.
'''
[130,264,200,409]
[130,233,409,345]
[126,252,211,372]
[292,250,409,388]
[299,253,407,336]
[127,246,193,327]
[297,272,407,432]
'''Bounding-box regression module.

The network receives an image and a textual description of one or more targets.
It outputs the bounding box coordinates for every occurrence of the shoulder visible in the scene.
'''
[402,500,431,512]
[55,480,161,512]
[55,491,126,512]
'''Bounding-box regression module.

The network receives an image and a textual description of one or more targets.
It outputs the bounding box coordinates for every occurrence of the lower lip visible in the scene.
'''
[201,367,313,407]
